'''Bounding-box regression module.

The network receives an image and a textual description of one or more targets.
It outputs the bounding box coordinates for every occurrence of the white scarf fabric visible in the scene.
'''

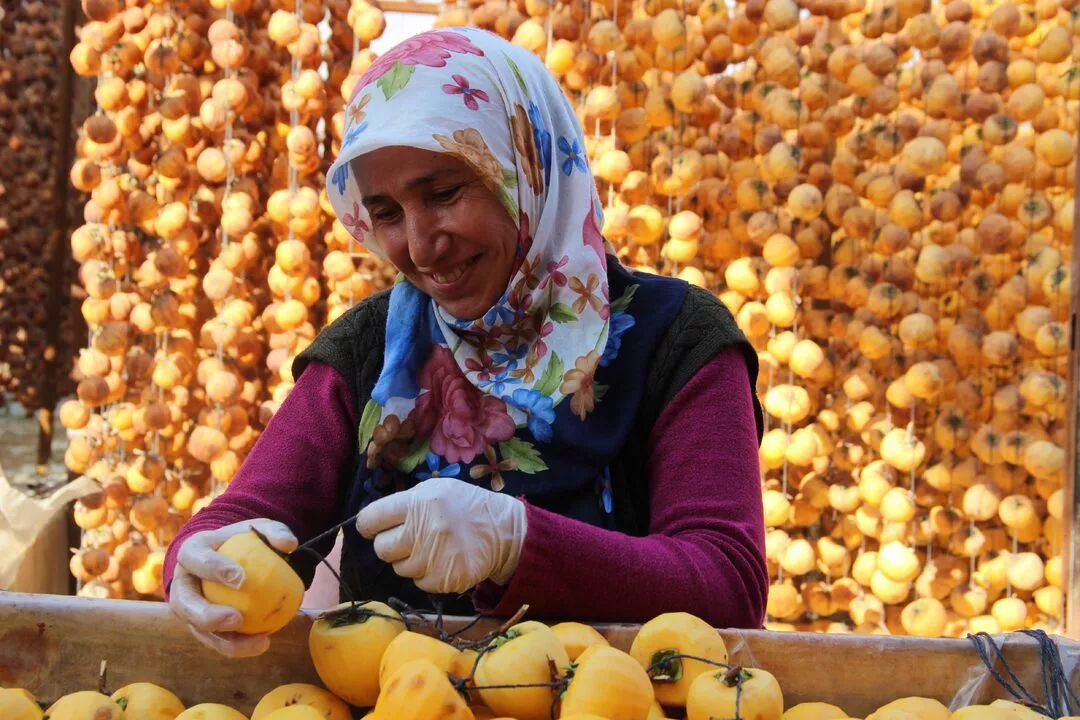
[325,27,619,474]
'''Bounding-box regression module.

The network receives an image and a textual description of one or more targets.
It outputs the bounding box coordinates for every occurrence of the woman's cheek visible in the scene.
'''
[459,200,508,252]
[448,198,483,236]
[379,230,408,268]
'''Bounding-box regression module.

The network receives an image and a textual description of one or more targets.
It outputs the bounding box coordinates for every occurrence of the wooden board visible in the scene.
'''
[1,592,1078,717]
[1065,133,1080,640]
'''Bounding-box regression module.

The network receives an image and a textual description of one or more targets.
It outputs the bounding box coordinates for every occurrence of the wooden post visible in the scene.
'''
[1065,105,1080,640]
[35,0,78,475]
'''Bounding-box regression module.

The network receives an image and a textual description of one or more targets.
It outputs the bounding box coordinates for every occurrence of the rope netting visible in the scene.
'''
[966,630,1079,719]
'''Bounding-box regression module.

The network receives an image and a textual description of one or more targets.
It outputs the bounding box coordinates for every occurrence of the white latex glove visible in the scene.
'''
[355,477,527,594]
[167,518,298,658]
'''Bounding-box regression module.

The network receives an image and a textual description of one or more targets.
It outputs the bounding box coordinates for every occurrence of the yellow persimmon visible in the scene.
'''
[251,684,350,720]
[551,622,610,662]
[561,646,655,719]
[687,667,783,720]
[175,706,248,720]
[474,622,569,720]
[783,703,849,720]
[201,530,304,635]
[378,631,468,689]
[261,708,324,720]
[45,692,124,720]
[0,689,43,720]
[630,612,729,707]
[309,601,405,708]
[110,683,185,719]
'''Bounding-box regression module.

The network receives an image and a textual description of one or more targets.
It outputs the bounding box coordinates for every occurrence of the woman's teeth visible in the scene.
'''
[431,259,472,284]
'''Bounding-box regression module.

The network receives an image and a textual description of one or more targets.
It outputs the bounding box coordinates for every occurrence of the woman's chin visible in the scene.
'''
[414,267,510,323]
[427,283,507,323]
[437,297,489,323]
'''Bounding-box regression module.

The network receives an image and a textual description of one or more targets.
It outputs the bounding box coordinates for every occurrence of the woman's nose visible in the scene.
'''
[405,207,451,269]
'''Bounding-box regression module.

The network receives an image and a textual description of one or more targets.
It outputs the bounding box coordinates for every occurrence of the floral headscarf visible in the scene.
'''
[326,28,621,482]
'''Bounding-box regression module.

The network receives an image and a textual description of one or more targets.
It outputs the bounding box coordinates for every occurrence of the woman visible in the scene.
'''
[164,26,768,658]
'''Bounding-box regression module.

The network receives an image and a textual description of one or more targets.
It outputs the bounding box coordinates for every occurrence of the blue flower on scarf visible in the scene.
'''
[506,388,555,443]
[558,136,587,176]
[479,368,520,396]
[342,121,369,151]
[330,163,349,195]
[600,310,636,367]
[528,102,552,187]
[416,452,461,481]
[484,291,515,326]
[491,342,528,372]
[598,466,614,515]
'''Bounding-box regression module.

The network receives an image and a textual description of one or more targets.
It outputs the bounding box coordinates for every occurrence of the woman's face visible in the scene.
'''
[352,146,520,321]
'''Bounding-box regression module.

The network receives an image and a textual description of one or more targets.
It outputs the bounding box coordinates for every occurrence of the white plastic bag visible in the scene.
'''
[0,467,98,591]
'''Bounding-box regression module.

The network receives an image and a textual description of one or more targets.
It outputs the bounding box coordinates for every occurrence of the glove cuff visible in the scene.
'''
[489,497,528,586]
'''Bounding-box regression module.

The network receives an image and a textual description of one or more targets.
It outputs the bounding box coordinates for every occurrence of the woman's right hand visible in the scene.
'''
[167,518,298,658]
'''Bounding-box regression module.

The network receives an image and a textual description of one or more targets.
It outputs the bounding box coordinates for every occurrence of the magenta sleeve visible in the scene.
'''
[162,361,358,597]
[472,347,768,629]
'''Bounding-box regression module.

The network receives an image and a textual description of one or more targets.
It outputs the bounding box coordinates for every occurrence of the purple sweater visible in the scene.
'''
[162,348,768,629]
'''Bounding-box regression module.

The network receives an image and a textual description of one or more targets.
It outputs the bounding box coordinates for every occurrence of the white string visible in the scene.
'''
[546,8,553,56]
[346,13,361,309]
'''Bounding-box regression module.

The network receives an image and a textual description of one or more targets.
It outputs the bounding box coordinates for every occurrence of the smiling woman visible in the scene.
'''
[160,27,769,659]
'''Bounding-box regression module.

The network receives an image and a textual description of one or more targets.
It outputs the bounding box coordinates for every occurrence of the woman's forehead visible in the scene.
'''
[351,148,474,196]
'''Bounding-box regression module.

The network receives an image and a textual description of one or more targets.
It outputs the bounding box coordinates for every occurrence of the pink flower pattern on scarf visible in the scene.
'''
[411,346,516,465]
[350,32,485,103]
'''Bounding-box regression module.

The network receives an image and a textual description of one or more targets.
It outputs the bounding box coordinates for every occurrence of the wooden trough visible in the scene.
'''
[1,592,1078,717]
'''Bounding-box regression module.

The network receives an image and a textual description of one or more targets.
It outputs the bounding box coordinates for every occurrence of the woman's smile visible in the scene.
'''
[425,254,480,290]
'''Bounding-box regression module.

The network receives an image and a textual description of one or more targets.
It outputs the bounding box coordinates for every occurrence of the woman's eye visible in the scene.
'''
[432,185,463,203]
[370,207,400,223]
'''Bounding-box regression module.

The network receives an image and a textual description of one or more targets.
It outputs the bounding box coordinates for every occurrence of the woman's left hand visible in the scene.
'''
[355,477,528,594]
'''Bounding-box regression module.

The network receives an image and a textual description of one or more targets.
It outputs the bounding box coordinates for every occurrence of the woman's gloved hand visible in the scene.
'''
[167,518,298,658]
[355,477,527,594]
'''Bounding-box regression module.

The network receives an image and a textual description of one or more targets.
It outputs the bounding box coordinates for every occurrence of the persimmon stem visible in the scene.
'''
[388,597,434,631]
[492,604,530,637]
[456,604,530,650]
[723,665,747,687]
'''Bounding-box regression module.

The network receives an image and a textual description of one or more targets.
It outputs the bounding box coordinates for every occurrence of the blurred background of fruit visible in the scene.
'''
[0,0,92,426]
